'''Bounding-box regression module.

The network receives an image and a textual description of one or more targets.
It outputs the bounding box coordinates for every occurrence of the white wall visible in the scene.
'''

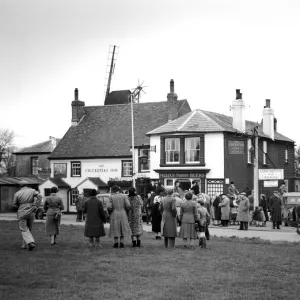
[149,135,161,179]
[205,133,224,178]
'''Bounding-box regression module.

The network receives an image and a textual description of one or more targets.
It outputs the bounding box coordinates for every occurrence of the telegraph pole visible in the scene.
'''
[131,93,136,188]
[253,127,259,208]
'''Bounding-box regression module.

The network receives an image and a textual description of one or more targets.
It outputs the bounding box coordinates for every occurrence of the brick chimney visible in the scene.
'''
[262,99,274,140]
[232,89,245,132]
[167,79,178,122]
[71,88,85,126]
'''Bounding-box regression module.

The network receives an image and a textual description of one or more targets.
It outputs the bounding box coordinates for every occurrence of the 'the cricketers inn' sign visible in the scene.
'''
[228,140,244,154]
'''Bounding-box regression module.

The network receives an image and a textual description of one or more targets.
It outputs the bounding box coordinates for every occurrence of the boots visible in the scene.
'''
[132,240,137,247]
[137,240,141,247]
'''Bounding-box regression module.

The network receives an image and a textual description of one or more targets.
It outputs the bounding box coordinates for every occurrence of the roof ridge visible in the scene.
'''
[197,110,225,130]
[177,110,197,131]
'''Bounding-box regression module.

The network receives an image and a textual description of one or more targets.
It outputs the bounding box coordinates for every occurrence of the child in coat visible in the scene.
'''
[252,206,262,227]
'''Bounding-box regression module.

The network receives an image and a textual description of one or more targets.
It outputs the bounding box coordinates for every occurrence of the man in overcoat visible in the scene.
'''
[269,191,282,229]
[75,193,86,222]
[219,194,230,227]
[236,193,250,230]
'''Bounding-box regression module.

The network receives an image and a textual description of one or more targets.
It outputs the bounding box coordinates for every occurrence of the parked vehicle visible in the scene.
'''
[282,192,300,226]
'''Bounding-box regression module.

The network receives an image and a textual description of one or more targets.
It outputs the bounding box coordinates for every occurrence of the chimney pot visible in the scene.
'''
[266,99,270,108]
[236,89,242,100]
[75,88,79,101]
[170,79,174,93]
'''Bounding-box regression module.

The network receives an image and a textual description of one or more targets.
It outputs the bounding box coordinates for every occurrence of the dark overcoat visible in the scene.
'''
[83,196,106,238]
[269,195,282,222]
[160,195,177,237]
[151,199,162,233]
[213,196,222,221]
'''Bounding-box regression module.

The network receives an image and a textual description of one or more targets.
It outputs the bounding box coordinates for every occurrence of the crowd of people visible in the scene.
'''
[11,180,300,251]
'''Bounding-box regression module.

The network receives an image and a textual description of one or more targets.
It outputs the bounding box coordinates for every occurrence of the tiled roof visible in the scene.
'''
[0,176,44,186]
[147,109,294,143]
[15,139,61,154]
[49,178,71,188]
[49,100,190,159]
[89,177,109,187]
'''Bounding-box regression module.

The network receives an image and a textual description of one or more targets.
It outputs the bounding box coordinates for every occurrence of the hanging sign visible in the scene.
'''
[259,169,284,180]
[263,180,278,187]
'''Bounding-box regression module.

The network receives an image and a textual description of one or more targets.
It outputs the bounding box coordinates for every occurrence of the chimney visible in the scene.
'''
[49,136,56,149]
[232,89,245,132]
[167,79,178,122]
[274,117,277,131]
[71,88,85,126]
[262,99,274,140]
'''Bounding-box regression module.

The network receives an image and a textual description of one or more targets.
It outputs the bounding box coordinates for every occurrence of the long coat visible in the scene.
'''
[151,196,162,233]
[219,196,230,220]
[160,195,177,238]
[213,196,222,220]
[237,197,250,222]
[83,196,106,238]
[128,195,143,236]
[269,195,282,222]
[107,193,132,237]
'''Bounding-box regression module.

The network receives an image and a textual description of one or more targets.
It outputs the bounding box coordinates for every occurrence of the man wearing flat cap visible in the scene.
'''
[13,180,42,250]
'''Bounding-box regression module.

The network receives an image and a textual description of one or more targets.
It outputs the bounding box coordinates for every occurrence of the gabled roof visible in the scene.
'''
[147,109,294,143]
[73,177,108,189]
[48,178,71,188]
[15,139,61,154]
[0,176,44,186]
[49,100,190,159]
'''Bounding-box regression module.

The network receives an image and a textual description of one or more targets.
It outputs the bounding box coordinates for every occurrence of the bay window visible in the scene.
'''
[185,137,200,163]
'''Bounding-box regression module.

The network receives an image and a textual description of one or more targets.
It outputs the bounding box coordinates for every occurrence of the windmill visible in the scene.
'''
[130,80,147,103]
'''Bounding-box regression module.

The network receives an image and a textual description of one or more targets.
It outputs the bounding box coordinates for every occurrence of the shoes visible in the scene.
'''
[137,240,141,248]
[28,242,35,251]
[113,243,119,248]
[21,245,27,249]
[132,241,137,247]
[120,243,124,248]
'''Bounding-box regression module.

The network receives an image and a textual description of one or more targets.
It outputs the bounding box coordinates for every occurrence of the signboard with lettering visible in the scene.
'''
[160,173,205,178]
[263,180,278,187]
[228,140,245,154]
[259,169,284,180]
[54,163,67,178]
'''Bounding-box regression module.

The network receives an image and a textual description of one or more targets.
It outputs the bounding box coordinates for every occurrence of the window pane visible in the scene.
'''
[165,138,180,163]
[185,138,200,163]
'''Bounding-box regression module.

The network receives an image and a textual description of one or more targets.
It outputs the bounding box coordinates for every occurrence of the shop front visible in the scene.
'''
[157,169,210,193]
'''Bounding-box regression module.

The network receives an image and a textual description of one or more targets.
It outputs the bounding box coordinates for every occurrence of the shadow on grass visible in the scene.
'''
[0,221,300,300]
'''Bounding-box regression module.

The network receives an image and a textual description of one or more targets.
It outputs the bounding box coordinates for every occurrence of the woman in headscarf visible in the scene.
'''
[127,187,143,247]
[107,185,131,248]
[44,186,64,245]
[83,189,106,248]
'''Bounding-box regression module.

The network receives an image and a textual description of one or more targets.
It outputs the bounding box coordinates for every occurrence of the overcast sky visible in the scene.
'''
[0,0,299,148]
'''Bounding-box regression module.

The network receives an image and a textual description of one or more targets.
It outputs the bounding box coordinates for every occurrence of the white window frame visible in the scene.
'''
[185,137,200,163]
[165,138,180,164]
[247,139,252,164]
[71,189,79,206]
[263,141,267,165]
[71,162,81,177]
[122,161,132,177]
[285,146,288,163]
[31,157,39,175]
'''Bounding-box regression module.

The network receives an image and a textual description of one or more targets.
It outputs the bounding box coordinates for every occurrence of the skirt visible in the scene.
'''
[45,215,60,236]
[179,223,197,239]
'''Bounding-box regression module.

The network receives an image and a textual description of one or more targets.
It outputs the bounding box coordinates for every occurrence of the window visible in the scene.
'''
[263,141,267,165]
[122,160,132,177]
[71,161,81,177]
[31,157,39,175]
[165,138,180,163]
[44,188,51,197]
[71,189,79,206]
[139,149,150,172]
[285,146,288,163]
[247,139,252,164]
[185,137,200,163]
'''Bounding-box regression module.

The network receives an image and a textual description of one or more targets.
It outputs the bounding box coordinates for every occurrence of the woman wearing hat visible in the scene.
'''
[44,186,64,245]
[218,194,230,227]
[236,192,250,230]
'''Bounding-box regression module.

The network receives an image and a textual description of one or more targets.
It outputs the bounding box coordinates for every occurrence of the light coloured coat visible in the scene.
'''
[237,196,250,222]
[219,195,230,220]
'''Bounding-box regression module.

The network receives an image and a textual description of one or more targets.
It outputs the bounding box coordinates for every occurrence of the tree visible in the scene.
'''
[0,129,15,176]
[295,145,300,177]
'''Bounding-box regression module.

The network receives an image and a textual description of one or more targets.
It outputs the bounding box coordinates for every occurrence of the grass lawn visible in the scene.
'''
[0,220,299,300]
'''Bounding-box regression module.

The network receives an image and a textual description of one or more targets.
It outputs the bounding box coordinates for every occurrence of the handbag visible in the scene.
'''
[54,211,61,220]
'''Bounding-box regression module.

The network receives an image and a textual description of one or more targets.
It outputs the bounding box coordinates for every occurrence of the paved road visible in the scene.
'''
[1,213,300,243]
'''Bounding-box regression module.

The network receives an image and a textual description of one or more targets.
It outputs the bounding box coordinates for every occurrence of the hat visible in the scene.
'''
[240,192,246,195]
[19,180,28,187]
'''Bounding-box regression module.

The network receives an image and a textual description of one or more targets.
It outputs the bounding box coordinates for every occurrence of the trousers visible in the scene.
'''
[19,213,35,244]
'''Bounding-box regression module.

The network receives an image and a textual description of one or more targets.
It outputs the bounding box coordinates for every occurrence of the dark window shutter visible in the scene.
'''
[200,135,205,165]
[180,137,184,164]
[160,138,165,165]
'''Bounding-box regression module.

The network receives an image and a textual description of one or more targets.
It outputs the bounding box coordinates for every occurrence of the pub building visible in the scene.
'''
[41,80,191,212]
[147,91,295,199]
[41,82,294,212]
